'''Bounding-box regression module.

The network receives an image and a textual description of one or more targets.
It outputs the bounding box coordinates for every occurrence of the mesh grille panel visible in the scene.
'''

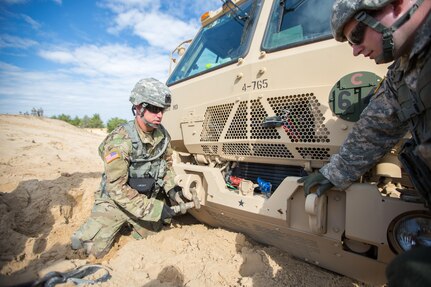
[225,101,248,139]
[202,145,218,155]
[296,147,330,160]
[268,93,329,143]
[200,103,234,141]
[250,99,281,139]
[199,94,332,161]
[222,143,252,156]
[251,143,293,158]
[222,143,293,158]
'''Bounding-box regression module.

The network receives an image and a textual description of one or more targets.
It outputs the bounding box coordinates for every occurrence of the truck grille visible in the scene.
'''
[199,93,331,161]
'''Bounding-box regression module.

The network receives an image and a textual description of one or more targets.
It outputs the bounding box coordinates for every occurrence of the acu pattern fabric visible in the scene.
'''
[320,13,431,192]
[331,0,396,41]
[72,119,176,258]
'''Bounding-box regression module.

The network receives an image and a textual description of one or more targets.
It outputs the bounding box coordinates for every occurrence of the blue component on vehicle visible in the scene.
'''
[257,177,272,197]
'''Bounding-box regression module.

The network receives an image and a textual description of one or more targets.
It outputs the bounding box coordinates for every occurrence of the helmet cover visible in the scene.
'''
[331,0,395,41]
[129,78,171,108]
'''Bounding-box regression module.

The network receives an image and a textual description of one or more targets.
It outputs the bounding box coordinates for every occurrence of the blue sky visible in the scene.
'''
[0,0,220,122]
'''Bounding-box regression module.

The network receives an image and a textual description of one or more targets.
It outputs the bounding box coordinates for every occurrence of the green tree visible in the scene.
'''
[107,117,128,132]
[80,115,90,128]
[87,114,105,128]
[70,116,81,126]
[56,114,72,123]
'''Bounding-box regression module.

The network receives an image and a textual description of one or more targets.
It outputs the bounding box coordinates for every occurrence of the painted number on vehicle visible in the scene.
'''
[329,71,382,122]
[242,79,268,92]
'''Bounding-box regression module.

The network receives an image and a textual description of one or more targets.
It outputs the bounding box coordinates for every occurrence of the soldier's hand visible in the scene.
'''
[297,171,333,197]
[161,203,177,220]
[167,186,181,203]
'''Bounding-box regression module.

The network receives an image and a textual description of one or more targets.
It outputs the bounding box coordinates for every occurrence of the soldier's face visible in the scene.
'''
[343,5,398,64]
[135,104,164,131]
[344,19,378,60]
[143,105,164,125]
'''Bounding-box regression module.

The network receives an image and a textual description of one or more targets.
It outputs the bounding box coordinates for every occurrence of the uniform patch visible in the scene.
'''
[105,151,120,163]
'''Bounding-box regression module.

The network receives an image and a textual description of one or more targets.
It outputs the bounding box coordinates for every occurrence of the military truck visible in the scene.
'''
[163,0,430,285]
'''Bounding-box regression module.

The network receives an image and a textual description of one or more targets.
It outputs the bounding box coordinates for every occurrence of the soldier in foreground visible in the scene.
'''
[299,0,430,285]
[71,78,180,258]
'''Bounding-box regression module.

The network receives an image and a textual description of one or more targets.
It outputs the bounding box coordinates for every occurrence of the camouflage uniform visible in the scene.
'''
[325,2,431,286]
[71,78,176,258]
[321,10,431,194]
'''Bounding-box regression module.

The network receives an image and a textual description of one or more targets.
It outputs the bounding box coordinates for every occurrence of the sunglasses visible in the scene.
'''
[145,105,165,114]
[347,21,368,46]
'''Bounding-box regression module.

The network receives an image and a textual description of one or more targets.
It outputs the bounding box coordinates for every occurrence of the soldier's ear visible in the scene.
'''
[135,104,144,116]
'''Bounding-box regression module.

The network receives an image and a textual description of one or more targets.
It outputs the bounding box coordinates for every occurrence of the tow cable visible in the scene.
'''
[31,264,111,287]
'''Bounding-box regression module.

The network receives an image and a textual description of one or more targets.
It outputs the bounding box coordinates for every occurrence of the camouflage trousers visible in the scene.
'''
[71,197,163,258]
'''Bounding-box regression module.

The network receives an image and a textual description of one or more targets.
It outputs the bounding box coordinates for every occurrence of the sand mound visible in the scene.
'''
[0,115,359,286]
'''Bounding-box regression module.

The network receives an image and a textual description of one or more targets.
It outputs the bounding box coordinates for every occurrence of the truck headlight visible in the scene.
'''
[388,211,431,254]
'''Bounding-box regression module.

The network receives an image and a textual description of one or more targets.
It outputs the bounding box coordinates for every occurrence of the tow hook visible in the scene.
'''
[172,174,203,214]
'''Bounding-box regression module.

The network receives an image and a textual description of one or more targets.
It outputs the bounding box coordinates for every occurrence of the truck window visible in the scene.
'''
[167,0,261,85]
[262,0,333,51]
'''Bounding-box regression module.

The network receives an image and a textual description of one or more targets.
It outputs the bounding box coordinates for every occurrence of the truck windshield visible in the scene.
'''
[167,0,259,85]
[262,0,333,51]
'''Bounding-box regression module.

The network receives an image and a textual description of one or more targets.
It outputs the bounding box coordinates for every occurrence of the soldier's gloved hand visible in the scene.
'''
[167,186,187,214]
[167,186,182,203]
[297,171,334,197]
[161,203,177,220]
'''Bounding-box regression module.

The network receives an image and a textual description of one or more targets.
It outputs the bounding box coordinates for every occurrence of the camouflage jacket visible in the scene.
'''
[320,14,431,190]
[97,119,176,220]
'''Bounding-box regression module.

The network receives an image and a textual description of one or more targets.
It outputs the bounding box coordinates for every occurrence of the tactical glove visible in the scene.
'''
[297,171,334,197]
[161,203,177,220]
[167,186,187,214]
[167,186,182,203]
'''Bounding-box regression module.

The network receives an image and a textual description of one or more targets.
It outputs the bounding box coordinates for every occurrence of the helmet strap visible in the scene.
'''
[142,117,159,129]
[354,0,424,63]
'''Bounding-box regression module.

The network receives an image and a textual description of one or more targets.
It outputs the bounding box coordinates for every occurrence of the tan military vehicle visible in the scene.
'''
[164,0,430,285]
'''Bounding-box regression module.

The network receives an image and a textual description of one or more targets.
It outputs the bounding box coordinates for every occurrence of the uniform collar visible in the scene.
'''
[401,12,431,69]
[134,118,164,147]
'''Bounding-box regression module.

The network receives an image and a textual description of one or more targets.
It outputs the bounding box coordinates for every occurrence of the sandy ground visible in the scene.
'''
[0,115,364,287]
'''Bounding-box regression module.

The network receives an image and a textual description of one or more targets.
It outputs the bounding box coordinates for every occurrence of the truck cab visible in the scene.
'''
[163,0,430,284]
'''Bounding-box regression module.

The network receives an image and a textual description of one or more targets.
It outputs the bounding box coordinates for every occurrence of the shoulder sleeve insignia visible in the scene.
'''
[105,150,120,164]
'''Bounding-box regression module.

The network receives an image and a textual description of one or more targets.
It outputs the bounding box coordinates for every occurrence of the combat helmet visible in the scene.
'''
[331,0,395,42]
[331,0,424,63]
[130,78,171,108]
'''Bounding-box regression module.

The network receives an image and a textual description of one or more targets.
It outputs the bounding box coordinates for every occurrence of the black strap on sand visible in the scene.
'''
[31,264,111,287]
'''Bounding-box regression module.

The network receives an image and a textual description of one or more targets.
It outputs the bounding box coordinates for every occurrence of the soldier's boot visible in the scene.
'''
[71,231,95,259]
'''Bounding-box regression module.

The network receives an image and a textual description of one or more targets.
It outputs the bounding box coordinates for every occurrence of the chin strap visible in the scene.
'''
[142,117,160,129]
[132,104,160,129]
[355,0,424,63]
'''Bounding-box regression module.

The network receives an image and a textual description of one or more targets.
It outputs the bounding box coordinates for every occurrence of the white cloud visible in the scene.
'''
[38,49,75,63]
[131,12,199,50]
[0,61,136,121]
[21,14,42,30]
[0,34,38,49]
[102,0,204,51]
[164,0,221,20]
[0,0,225,121]
[1,41,173,121]
[38,44,169,79]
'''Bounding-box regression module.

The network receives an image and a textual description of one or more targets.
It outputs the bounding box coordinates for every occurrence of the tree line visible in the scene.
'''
[50,113,127,132]
[20,107,127,132]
